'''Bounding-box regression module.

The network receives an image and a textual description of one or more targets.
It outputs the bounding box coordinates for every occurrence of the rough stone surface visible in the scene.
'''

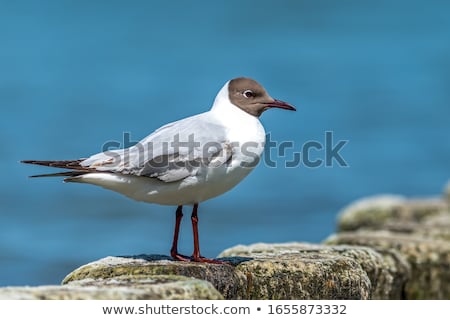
[414,213,450,241]
[337,195,448,233]
[0,275,223,299]
[326,231,450,299]
[236,253,369,299]
[2,182,449,300]
[331,189,450,300]
[445,180,450,203]
[219,242,409,299]
[63,255,243,299]
[61,242,413,299]
[63,248,375,299]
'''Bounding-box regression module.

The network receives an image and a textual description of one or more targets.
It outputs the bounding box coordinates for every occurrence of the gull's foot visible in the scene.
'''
[190,256,231,265]
[171,252,192,262]
[171,251,230,264]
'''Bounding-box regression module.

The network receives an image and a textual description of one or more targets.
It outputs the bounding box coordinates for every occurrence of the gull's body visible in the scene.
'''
[72,83,266,205]
[23,77,296,263]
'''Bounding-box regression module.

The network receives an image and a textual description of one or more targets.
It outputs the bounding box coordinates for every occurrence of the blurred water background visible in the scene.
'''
[1,0,449,286]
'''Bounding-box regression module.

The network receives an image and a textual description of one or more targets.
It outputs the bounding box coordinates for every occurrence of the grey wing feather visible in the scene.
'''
[80,112,233,182]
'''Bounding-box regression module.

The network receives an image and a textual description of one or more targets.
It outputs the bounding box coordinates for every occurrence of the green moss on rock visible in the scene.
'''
[444,180,450,204]
[63,247,379,299]
[220,242,408,299]
[337,195,448,233]
[0,275,223,299]
[326,231,450,299]
[63,255,243,299]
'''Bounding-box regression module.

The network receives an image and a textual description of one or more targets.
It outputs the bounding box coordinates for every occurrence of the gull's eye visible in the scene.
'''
[243,90,254,98]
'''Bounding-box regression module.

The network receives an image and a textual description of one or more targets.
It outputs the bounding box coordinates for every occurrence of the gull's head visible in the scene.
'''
[224,77,296,117]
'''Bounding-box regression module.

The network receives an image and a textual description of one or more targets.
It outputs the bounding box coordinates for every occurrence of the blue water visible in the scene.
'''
[1,0,449,286]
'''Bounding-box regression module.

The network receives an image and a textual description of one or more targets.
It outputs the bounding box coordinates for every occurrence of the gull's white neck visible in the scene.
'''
[210,81,258,125]
[209,81,266,145]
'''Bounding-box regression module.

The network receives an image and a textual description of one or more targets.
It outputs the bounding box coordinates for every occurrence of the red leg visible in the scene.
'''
[191,203,201,260]
[170,205,190,262]
[190,203,228,264]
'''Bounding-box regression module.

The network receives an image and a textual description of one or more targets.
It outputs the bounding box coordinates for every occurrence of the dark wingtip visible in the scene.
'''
[28,171,88,178]
[21,159,90,178]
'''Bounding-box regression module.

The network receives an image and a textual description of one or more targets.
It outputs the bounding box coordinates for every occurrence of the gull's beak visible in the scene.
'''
[264,99,296,111]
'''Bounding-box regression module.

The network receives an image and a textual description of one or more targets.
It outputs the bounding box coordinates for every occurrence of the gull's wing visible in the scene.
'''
[80,112,232,182]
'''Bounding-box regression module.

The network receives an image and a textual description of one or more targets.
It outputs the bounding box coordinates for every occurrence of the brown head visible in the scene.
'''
[228,77,296,117]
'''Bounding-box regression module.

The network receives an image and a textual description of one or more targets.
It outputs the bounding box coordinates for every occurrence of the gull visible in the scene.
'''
[22,77,296,263]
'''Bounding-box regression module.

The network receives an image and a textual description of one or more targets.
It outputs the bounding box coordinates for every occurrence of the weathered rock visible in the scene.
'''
[326,231,450,299]
[444,180,450,203]
[338,195,406,231]
[63,247,376,299]
[337,195,448,233]
[63,255,243,299]
[220,242,409,299]
[224,246,371,299]
[0,275,223,299]
[415,213,450,241]
[4,181,450,300]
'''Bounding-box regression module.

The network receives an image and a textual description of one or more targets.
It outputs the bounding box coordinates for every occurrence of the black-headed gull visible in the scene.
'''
[23,77,296,263]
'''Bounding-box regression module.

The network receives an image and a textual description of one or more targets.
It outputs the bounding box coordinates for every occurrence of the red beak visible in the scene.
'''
[265,99,296,111]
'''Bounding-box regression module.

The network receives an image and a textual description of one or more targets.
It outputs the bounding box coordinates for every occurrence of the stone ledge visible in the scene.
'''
[337,195,448,233]
[1,180,448,299]
[57,241,413,299]
[60,245,374,299]
[0,274,222,299]
[219,242,409,299]
[63,255,243,299]
[329,186,450,299]
[325,231,450,299]
[444,180,450,203]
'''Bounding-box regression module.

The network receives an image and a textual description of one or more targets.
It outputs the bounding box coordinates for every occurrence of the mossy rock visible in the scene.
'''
[0,274,223,299]
[63,246,380,299]
[444,180,450,204]
[63,255,242,299]
[220,242,409,299]
[337,195,448,232]
[326,231,450,299]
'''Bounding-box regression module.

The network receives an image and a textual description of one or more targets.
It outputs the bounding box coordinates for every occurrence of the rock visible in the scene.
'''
[415,213,450,241]
[219,242,409,299]
[332,185,450,299]
[234,253,370,299]
[63,247,375,299]
[337,195,448,233]
[326,231,450,299]
[337,195,406,231]
[0,275,223,299]
[4,180,450,300]
[63,255,243,299]
[445,180,450,203]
